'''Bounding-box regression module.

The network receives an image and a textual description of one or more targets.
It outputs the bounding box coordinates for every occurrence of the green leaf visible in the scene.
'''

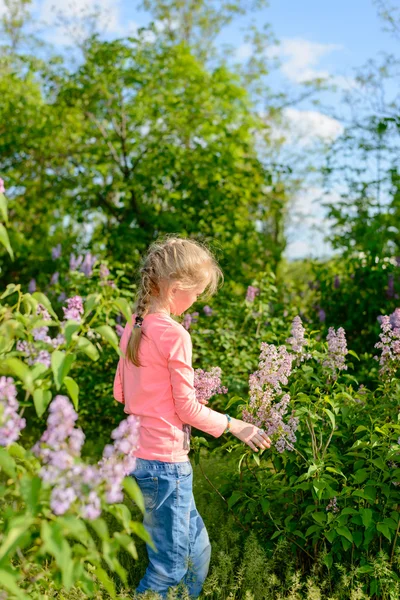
[0,569,30,599]
[360,508,373,529]
[323,408,335,430]
[0,223,14,260]
[123,476,145,514]
[0,516,33,564]
[51,351,75,390]
[312,512,327,525]
[227,491,243,509]
[377,522,391,541]
[40,521,74,589]
[64,377,79,410]
[64,321,81,344]
[324,529,337,543]
[94,325,120,352]
[336,526,353,543]
[1,283,19,299]
[0,448,16,478]
[94,567,116,599]
[19,476,42,515]
[113,298,132,323]
[84,293,101,318]
[77,337,99,361]
[353,469,370,484]
[89,518,109,541]
[0,191,8,223]
[225,395,244,410]
[33,389,52,418]
[353,530,363,548]
[354,425,368,434]
[3,358,33,392]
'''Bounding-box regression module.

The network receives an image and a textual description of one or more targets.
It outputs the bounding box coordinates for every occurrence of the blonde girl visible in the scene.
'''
[113,235,271,599]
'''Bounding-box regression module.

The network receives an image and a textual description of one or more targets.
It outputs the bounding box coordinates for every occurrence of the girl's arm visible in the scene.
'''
[159,325,228,437]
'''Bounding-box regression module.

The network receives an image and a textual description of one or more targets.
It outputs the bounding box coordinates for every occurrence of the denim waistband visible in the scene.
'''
[134,457,191,472]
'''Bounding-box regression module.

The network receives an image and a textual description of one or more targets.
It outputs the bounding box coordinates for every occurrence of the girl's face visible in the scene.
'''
[170,282,207,316]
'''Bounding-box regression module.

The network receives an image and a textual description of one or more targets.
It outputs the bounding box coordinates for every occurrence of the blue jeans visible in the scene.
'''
[130,457,211,599]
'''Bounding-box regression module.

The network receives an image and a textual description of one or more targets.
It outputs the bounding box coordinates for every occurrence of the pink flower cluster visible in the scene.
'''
[183,312,199,330]
[194,366,228,405]
[0,376,26,446]
[286,316,311,363]
[323,327,348,379]
[375,312,400,377]
[62,295,84,322]
[242,343,298,453]
[245,286,260,303]
[16,304,65,368]
[32,395,140,519]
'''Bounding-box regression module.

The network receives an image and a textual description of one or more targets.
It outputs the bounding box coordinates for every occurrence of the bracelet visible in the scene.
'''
[224,414,232,434]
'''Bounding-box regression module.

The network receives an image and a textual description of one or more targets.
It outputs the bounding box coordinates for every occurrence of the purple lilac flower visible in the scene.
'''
[387,275,395,299]
[116,324,124,338]
[51,244,62,260]
[241,343,298,453]
[183,312,199,330]
[99,264,110,279]
[50,271,59,285]
[323,327,348,379]
[98,415,140,504]
[203,305,213,316]
[51,334,66,348]
[69,253,84,271]
[374,315,400,377]
[390,308,400,329]
[0,178,5,194]
[334,275,340,289]
[194,367,228,405]
[80,252,97,277]
[326,497,339,513]
[28,279,37,293]
[246,286,260,303]
[37,303,51,321]
[57,291,67,303]
[318,308,326,323]
[62,295,84,323]
[286,316,311,363]
[32,396,140,519]
[0,376,26,446]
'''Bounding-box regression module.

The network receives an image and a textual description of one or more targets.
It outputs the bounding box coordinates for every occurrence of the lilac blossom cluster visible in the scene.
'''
[326,497,339,513]
[32,395,140,518]
[69,251,97,276]
[374,313,400,377]
[62,295,84,323]
[203,305,213,316]
[241,343,299,453]
[0,177,5,194]
[16,304,65,367]
[245,286,259,303]
[286,316,311,364]
[0,376,26,446]
[194,367,228,405]
[183,312,199,330]
[323,327,348,379]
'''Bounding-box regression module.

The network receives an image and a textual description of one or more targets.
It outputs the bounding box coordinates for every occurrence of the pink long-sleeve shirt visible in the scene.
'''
[113,312,228,462]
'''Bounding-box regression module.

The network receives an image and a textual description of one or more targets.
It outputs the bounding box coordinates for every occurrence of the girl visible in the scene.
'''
[113,235,271,599]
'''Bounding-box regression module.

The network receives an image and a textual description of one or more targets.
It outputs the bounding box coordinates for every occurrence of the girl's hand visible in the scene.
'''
[229,417,272,452]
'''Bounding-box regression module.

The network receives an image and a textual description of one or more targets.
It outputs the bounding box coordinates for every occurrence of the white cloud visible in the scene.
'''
[267,107,344,148]
[235,43,253,60]
[285,186,342,259]
[37,0,137,45]
[266,37,357,90]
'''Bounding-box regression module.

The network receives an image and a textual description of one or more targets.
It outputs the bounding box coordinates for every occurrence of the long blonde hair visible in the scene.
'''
[126,234,224,367]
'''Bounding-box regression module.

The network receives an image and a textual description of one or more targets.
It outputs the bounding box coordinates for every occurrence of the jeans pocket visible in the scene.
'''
[134,475,159,513]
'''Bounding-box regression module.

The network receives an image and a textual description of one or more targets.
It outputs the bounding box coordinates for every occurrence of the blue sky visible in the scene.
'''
[7,0,398,259]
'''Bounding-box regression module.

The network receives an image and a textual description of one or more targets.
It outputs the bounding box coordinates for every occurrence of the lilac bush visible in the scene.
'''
[323,326,348,380]
[374,312,400,377]
[0,376,26,446]
[242,342,299,453]
[194,366,228,405]
[32,395,140,519]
